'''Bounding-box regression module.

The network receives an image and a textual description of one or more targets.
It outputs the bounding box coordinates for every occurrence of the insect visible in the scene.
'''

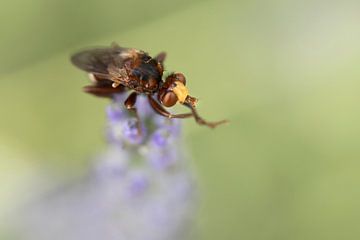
[71,43,227,129]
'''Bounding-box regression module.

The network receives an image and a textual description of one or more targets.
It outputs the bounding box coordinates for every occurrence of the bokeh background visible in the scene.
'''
[1,0,360,239]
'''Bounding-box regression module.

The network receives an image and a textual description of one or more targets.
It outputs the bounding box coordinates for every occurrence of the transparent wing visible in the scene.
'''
[71,45,128,75]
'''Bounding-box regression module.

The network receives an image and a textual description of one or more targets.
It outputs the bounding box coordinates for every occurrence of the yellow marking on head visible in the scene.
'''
[172,81,189,103]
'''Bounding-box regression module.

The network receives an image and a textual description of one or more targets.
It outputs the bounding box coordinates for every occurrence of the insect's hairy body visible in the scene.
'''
[71,43,228,128]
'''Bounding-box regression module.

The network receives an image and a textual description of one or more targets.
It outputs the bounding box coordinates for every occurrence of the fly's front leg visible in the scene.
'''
[124,92,142,135]
[148,95,227,128]
[183,102,228,128]
[148,95,193,119]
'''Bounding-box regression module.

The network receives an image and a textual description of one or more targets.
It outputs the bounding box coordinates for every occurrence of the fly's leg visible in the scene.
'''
[124,92,142,135]
[148,95,194,119]
[148,95,227,128]
[183,102,228,128]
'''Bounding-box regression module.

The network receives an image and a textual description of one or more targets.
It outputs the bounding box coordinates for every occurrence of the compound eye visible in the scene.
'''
[161,91,178,107]
[175,73,186,85]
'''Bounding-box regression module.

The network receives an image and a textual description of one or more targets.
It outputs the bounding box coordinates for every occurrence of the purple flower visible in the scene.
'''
[148,148,178,170]
[151,129,170,148]
[106,105,125,122]
[127,171,149,197]
[122,118,145,145]
[11,94,197,240]
[93,146,129,180]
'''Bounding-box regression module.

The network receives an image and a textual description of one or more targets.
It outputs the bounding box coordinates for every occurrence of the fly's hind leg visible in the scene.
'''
[84,73,125,98]
[124,92,142,135]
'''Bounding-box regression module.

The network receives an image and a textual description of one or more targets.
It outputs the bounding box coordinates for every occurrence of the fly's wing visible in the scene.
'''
[71,44,129,97]
[70,44,128,77]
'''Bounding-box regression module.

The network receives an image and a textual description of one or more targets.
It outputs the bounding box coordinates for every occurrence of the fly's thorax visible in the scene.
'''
[129,60,162,93]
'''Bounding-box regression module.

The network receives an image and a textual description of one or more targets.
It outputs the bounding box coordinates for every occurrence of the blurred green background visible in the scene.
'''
[1,0,360,239]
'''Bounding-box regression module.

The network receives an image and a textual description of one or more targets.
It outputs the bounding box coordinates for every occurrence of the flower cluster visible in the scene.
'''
[13,94,197,240]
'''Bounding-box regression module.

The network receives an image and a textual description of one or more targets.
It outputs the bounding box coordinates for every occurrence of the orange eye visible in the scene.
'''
[174,73,186,85]
[161,91,178,107]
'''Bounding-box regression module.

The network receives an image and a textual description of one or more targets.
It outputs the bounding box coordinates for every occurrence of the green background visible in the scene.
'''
[1,0,360,239]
